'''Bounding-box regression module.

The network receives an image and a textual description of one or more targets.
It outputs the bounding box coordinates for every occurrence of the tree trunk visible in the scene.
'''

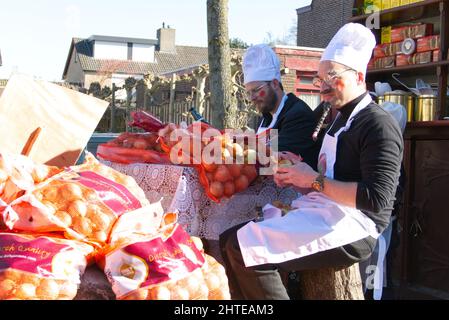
[206,0,235,129]
[297,264,365,300]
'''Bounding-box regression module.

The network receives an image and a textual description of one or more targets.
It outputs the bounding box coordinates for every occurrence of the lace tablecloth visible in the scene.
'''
[102,161,298,240]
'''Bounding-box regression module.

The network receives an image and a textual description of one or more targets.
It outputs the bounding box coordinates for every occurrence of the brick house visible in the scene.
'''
[297,0,354,48]
[62,25,209,93]
[274,45,324,109]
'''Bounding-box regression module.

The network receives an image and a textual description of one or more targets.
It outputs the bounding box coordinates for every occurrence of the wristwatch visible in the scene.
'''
[311,173,325,192]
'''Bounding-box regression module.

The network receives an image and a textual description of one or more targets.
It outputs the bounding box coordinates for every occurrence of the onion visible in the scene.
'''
[57,281,78,300]
[36,279,60,300]
[0,279,15,299]
[20,273,41,286]
[72,217,93,236]
[172,287,190,300]
[150,286,171,300]
[133,139,149,150]
[234,175,249,193]
[124,289,149,300]
[67,200,87,218]
[224,181,235,198]
[209,181,224,198]
[213,166,231,183]
[60,183,83,201]
[14,283,36,300]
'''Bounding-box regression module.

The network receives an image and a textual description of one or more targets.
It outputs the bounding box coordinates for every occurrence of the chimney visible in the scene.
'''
[157,24,176,53]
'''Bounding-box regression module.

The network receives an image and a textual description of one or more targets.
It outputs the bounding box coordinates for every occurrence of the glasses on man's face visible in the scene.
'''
[312,69,356,88]
[246,81,270,99]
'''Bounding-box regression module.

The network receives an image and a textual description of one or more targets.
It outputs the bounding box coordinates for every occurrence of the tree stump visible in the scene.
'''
[296,263,365,300]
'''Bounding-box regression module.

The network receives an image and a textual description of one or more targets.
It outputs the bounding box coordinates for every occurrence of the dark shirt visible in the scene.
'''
[325,92,404,233]
[260,93,320,170]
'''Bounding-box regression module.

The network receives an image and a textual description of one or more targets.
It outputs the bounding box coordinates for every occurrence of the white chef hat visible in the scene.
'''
[243,44,281,85]
[382,101,407,133]
[321,23,376,76]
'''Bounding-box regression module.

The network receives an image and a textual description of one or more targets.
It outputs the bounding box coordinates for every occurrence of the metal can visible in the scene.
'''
[383,92,415,122]
[414,95,437,121]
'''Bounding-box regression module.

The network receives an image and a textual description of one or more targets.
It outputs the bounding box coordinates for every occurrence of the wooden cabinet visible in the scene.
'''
[351,1,449,299]
[396,122,449,299]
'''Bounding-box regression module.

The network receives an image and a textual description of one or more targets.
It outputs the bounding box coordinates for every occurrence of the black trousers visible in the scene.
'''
[219,221,376,300]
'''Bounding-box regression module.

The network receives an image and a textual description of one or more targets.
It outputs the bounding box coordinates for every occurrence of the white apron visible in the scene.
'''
[237,94,381,270]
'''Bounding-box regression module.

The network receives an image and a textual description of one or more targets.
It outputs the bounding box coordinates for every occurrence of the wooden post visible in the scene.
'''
[168,74,176,123]
[110,83,117,133]
[297,264,365,300]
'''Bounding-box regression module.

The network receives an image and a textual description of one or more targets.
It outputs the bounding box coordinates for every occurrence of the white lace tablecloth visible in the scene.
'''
[102,161,298,240]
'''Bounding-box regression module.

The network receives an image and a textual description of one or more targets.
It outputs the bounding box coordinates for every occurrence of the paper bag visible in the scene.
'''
[0,74,109,166]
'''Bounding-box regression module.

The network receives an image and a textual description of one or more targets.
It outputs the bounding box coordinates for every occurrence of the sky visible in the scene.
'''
[0,0,312,81]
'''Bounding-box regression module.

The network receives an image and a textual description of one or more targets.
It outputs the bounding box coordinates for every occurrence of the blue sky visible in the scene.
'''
[0,0,311,81]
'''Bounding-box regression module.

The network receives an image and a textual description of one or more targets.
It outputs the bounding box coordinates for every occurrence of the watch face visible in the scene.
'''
[312,181,323,192]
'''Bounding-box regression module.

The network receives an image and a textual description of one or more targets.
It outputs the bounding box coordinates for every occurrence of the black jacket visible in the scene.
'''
[259,93,320,170]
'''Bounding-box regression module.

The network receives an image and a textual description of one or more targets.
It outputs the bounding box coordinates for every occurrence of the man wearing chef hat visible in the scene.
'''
[220,23,404,300]
[242,44,320,169]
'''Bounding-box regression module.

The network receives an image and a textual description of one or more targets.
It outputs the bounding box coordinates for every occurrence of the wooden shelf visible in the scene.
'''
[366,60,449,81]
[350,0,442,25]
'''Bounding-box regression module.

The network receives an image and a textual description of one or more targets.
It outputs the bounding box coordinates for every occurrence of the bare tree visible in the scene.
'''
[206,0,236,129]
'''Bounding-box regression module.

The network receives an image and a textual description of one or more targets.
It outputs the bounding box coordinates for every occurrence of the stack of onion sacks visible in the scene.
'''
[0,232,93,300]
[1,154,150,246]
[101,212,230,300]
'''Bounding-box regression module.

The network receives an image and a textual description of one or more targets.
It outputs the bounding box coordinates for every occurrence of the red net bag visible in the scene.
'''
[158,122,261,203]
[128,111,165,133]
[97,132,170,165]
[0,232,93,300]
